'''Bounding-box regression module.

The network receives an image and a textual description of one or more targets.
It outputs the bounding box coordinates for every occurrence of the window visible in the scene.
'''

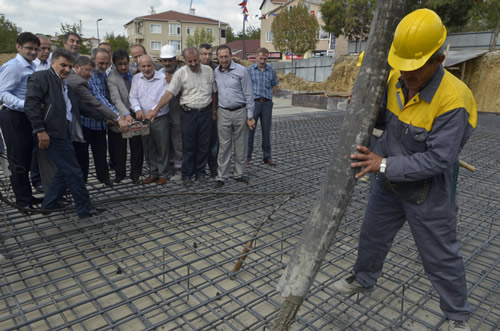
[187,26,195,36]
[151,41,162,50]
[318,28,329,40]
[220,29,226,38]
[169,23,181,36]
[150,24,161,34]
[266,31,273,42]
[206,28,214,36]
[169,40,182,52]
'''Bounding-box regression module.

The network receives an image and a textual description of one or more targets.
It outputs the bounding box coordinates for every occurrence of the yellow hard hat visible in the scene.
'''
[357,51,364,67]
[388,8,446,71]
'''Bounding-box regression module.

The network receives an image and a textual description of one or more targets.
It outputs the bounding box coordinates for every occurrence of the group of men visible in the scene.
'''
[0,31,280,219]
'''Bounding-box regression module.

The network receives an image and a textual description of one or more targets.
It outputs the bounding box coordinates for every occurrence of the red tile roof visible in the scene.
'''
[224,39,260,59]
[125,10,227,26]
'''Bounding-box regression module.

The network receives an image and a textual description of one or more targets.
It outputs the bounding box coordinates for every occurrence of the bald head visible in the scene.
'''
[138,54,155,79]
[37,35,51,62]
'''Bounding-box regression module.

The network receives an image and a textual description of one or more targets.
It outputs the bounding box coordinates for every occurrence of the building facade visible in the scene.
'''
[124,10,229,58]
[259,0,348,59]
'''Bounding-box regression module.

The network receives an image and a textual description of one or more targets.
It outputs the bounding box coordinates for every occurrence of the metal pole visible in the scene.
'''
[242,15,246,60]
[96,18,103,45]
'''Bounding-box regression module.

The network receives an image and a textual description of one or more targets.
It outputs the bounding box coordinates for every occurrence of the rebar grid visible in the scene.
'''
[0,111,498,330]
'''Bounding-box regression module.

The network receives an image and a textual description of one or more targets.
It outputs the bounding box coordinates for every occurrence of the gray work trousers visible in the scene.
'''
[216,106,248,181]
[142,114,169,178]
[354,177,472,321]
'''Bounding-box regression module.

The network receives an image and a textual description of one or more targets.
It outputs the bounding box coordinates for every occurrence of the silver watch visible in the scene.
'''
[379,158,387,175]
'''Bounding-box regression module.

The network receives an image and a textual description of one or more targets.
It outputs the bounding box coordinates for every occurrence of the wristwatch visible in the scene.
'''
[247,117,254,121]
[379,158,387,175]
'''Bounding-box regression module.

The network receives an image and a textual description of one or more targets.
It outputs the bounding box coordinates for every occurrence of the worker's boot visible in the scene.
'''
[331,274,373,295]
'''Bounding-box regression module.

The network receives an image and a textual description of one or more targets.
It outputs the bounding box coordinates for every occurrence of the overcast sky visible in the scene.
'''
[0,0,262,38]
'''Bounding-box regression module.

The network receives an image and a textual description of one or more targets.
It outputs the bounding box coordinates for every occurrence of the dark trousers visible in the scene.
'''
[108,130,143,182]
[41,129,92,217]
[30,147,41,187]
[0,109,34,206]
[73,126,110,183]
[248,100,273,161]
[180,106,212,178]
[208,119,218,172]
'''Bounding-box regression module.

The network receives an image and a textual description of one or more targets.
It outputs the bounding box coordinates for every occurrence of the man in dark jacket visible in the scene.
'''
[24,48,103,218]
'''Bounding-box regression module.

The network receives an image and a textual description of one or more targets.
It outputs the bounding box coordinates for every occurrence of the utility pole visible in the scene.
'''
[242,16,246,60]
[270,1,406,329]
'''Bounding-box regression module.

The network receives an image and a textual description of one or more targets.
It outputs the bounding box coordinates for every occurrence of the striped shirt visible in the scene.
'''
[0,54,36,111]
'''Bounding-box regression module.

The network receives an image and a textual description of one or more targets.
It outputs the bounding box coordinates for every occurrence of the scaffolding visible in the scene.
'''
[0,111,498,330]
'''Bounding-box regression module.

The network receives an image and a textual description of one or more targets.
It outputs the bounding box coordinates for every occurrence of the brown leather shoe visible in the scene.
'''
[157,177,168,185]
[264,159,277,167]
[142,176,157,184]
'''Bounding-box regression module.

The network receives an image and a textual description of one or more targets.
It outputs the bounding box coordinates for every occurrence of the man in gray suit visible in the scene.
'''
[107,49,143,184]
[67,55,128,183]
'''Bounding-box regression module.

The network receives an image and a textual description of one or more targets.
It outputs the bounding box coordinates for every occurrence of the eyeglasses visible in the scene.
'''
[21,45,40,52]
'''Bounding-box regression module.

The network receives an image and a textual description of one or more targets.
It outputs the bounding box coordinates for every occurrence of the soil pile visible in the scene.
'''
[463,51,500,113]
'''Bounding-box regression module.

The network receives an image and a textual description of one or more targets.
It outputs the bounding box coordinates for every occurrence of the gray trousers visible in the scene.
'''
[216,107,248,181]
[167,110,182,171]
[354,177,472,321]
[142,114,169,178]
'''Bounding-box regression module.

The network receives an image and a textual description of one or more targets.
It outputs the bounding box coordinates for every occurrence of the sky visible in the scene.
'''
[0,0,263,39]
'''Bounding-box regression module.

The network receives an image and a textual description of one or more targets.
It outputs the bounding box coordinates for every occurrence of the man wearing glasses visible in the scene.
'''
[0,32,42,209]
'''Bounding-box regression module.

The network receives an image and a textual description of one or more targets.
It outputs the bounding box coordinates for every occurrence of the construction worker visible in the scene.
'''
[332,9,476,331]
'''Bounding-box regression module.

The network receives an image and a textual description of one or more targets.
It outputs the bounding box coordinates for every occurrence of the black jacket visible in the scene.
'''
[25,68,105,143]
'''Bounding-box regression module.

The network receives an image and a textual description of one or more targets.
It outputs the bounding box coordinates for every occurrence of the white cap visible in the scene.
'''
[160,45,177,59]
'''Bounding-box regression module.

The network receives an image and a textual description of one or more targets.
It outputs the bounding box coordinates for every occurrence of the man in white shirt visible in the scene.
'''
[151,47,217,187]
[33,35,51,71]
[129,55,170,185]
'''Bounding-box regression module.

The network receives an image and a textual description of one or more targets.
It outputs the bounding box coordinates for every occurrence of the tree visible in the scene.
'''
[0,14,21,53]
[104,32,130,51]
[271,1,319,73]
[406,0,475,32]
[321,0,376,53]
[54,22,90,54]
[186,27,215,48]
[466,0,500,50]
[237,26,261,40]
[226,26,237,42]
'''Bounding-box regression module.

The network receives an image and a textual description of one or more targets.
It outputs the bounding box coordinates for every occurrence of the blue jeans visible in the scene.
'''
[248,100,273,161]
[180,106,212,178]
[42,129,92,217]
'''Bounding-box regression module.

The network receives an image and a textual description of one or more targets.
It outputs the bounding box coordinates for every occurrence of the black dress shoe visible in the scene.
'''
[34,183,44,193]
[41,201,71,215]
[264,159,277,166]
[214,180,225,188]
[234,176,249,184]
[79,207,105,219]
[183,177,193,187]
[102,180,114,188]
[31,196,43,205]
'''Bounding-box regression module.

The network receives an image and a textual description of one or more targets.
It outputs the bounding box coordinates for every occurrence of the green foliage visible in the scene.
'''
[406,0,475,32]
[104,32,130,51]
[226,26,237,42]
[271,1,319,56]
[186,27,215,48]
[465,0,500,31]
[237,26,261,40]
[321,0,375,45]
[53,22,89,54]
[0,14,21,53]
